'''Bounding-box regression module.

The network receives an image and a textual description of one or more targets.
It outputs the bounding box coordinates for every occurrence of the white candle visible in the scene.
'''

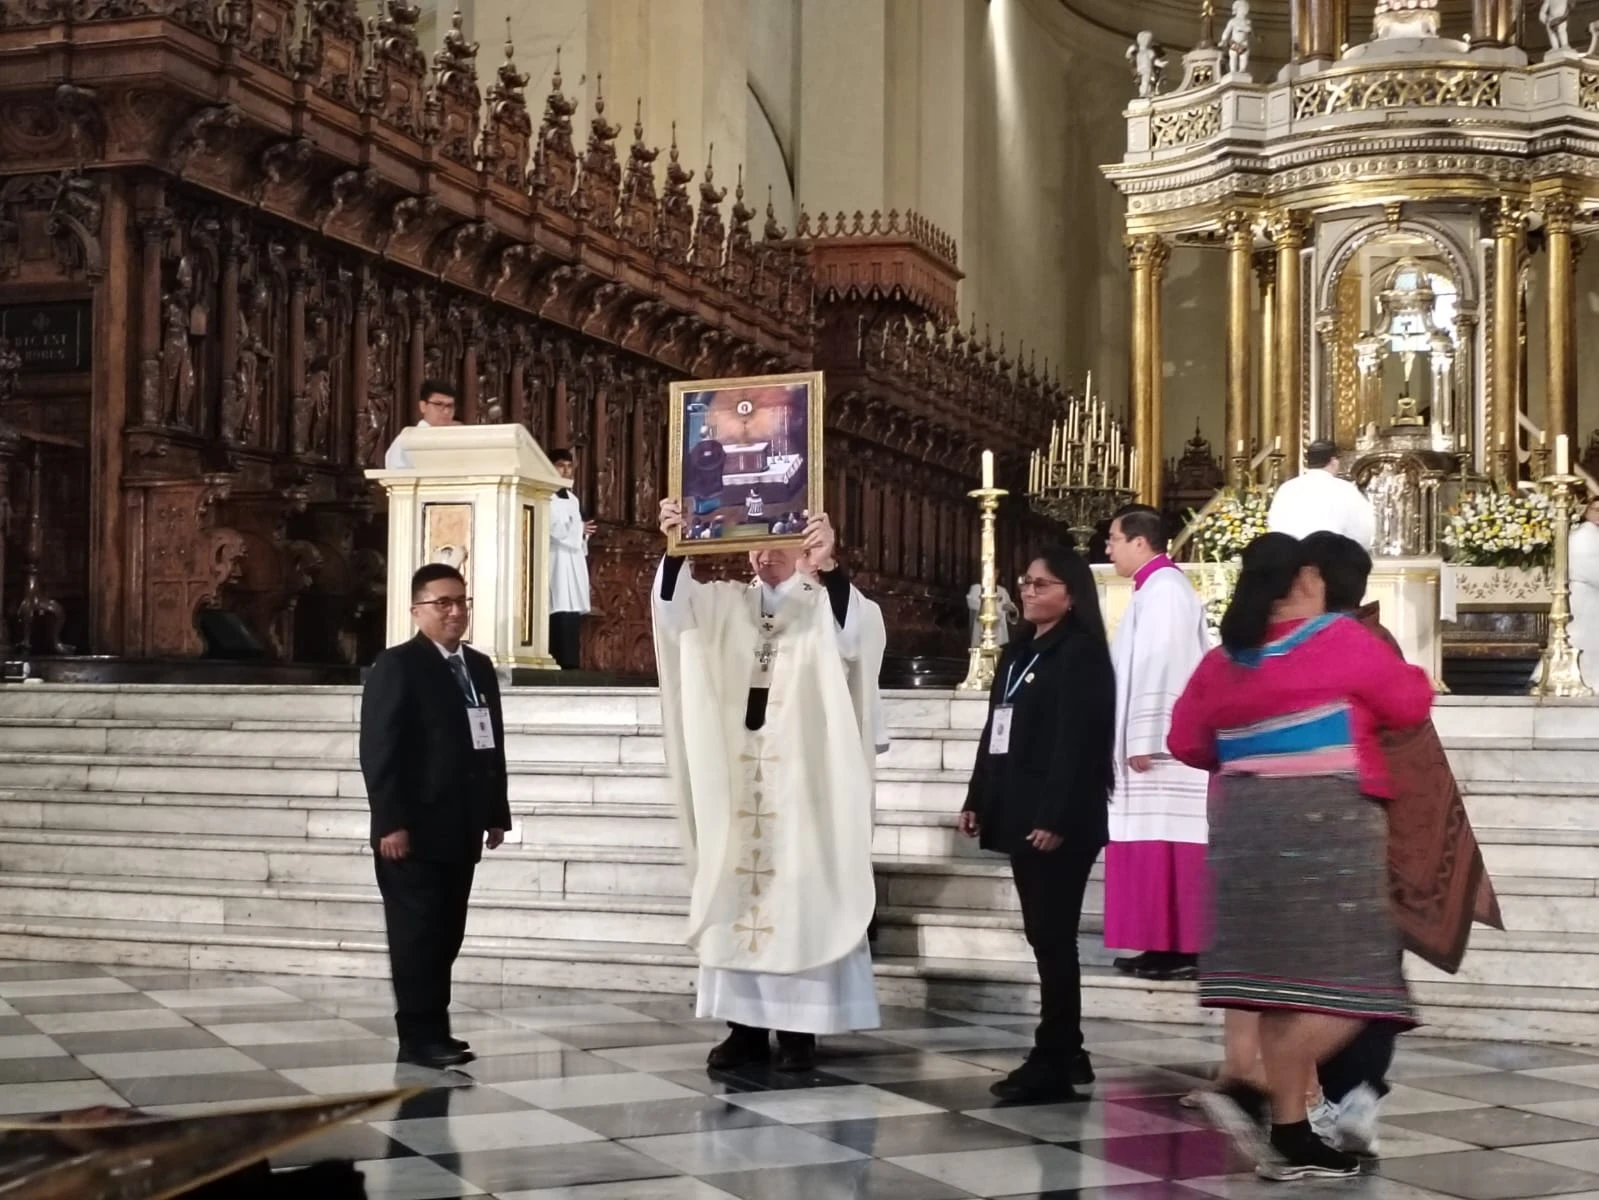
[1235,439,1244,455]
[1556,433,1570,476]
[1274,435,1281,452]
[982,448,994,490]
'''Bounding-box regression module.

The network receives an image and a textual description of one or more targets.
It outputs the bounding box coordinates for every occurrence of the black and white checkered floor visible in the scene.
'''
[4,961,1599,1199]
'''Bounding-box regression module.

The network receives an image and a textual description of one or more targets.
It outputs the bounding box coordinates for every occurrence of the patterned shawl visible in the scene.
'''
[1360,603,1504,974]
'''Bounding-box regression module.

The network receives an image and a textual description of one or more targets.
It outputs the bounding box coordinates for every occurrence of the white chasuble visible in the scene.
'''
[1110,567,1211,845]
[653,562,885,997]
[1570,522,1599,688]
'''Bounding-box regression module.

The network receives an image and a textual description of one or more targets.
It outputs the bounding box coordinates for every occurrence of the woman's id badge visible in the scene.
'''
[989,705,1013,755]
[468,706,496,750]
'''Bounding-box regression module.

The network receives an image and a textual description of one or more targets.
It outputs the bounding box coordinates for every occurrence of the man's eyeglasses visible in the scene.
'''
[421,398,456,411]
[1016,576,1066,593]
[413,596,472,612]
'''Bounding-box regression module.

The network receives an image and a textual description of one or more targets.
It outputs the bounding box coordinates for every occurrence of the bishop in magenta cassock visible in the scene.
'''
[1104,505,1212,981]
[652,499,886,1073]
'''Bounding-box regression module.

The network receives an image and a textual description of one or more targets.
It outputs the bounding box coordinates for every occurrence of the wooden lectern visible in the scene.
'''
[366,424,566,671]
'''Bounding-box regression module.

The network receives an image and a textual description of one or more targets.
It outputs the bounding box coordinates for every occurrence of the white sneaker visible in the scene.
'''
[1332,1083,1383,1157]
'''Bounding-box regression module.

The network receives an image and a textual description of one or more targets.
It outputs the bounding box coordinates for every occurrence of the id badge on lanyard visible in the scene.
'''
[467,707,496,750]
[987,654,1040,756]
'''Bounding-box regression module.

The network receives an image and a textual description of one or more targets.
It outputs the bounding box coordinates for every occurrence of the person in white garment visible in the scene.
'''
[966,583,1020,648]
[547,447,595,671]
[1104,504,1212,981]
[1267,438,1376,549]
[653,497,886,1073]
[1569,496,1599,689]
[383,379,459,469]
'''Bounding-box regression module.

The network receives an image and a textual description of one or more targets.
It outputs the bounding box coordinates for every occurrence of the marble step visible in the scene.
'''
[0,908,1591,1044]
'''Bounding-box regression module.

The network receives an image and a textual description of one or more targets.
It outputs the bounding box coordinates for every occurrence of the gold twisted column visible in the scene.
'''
[1270,212,1307,473]
[1256,252,1277,452]
[1127,235,1169,504]
[1224,211,1254,488]
[1544,191,1578,450]
[1490,202,1524,485]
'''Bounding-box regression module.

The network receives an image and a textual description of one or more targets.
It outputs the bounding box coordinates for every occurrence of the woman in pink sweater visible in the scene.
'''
[1167,533,1433,1181]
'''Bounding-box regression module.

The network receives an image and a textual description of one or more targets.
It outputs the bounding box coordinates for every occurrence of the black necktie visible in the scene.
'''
[447,654,475,704]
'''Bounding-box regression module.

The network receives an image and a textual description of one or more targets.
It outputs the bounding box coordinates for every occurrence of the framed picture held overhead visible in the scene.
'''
[666,371,824,557]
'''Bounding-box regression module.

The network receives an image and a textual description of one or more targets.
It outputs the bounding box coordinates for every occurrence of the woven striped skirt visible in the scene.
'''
[1201,773,1415,1025]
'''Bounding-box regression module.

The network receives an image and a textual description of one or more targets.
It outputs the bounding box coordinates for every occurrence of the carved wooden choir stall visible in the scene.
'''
[0,0,1062,675]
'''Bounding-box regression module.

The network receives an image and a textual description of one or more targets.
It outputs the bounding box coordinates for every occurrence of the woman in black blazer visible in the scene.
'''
[960,544,1115,1104]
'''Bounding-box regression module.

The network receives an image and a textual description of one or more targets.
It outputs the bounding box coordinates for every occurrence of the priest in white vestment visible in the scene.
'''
[652,498,886,1072]
[1104,505,1212,981]
[547,447,594,670]
[1266,438,1381,553]
[1570,497,1599,689]
[1267,439,1376,550]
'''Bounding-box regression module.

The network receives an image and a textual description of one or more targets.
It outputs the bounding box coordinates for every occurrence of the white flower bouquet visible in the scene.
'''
[1440,487,1554,568]
[1185,488,1271,563]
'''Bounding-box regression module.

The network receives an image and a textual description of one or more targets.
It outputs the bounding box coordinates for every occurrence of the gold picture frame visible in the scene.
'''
[666,370,824,557]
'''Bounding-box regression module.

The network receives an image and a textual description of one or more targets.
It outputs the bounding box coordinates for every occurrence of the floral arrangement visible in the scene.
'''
[1184,488,1271,563]
[1440,487,1554,568]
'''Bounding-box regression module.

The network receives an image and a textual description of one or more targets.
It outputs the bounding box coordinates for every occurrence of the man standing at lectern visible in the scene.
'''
[360,563,509,1069]
[384,379,460,469]
[652,498,886,1072]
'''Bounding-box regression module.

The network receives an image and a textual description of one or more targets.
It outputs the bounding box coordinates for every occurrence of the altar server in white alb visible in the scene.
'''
[1267,438,1376,550]
[547,447,595,670]
[653,498,886,1073]
[1569,495,1599,689]
[1104,505,1212,981]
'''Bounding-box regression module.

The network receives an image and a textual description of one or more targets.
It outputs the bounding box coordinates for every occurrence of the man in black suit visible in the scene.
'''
[360,562,510,1069]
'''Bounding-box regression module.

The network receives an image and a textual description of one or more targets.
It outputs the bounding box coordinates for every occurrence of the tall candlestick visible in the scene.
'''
[982,448,994,490]
[1556,433,1570,476]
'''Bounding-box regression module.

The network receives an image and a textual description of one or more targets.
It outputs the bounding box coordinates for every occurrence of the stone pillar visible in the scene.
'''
[1491,202,1523,484]
[1544,191,1578,450]
[1270,212,1307,473]
[1256,251,1278,453]
[1224,211,1254,487]
[1127,234,1169,504]
[797,0,888,215]
[1472,0,1517,46]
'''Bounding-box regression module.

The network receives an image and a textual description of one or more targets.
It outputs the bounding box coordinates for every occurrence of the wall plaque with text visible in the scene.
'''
[0,302,91,373]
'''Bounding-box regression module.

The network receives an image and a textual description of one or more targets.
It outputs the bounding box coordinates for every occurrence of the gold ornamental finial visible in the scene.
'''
[1198,0,1217,47]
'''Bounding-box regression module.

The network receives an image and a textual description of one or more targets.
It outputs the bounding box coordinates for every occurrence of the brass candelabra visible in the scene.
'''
[958,475,1007,693]
[1026,385,1135,549]
[1530,466,1593,698]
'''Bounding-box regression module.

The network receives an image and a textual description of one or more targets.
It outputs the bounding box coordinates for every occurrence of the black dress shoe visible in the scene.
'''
[1112,952,1154,975]
[774,1032,816,1072]
[989,1054,1080,1104]
[707,1025,770,1070]
[398,1041,475,1069]
[444,1036,471,1053]
[1133,952,1200,981]
[1068,1050,1095,1087]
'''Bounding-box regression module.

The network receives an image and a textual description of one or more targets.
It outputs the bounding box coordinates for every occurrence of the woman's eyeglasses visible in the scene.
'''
[1016,576,1066,593]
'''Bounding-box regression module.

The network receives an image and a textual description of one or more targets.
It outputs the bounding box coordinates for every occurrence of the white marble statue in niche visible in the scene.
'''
[1127,31,1167,99]
[1220,0,1252,76]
